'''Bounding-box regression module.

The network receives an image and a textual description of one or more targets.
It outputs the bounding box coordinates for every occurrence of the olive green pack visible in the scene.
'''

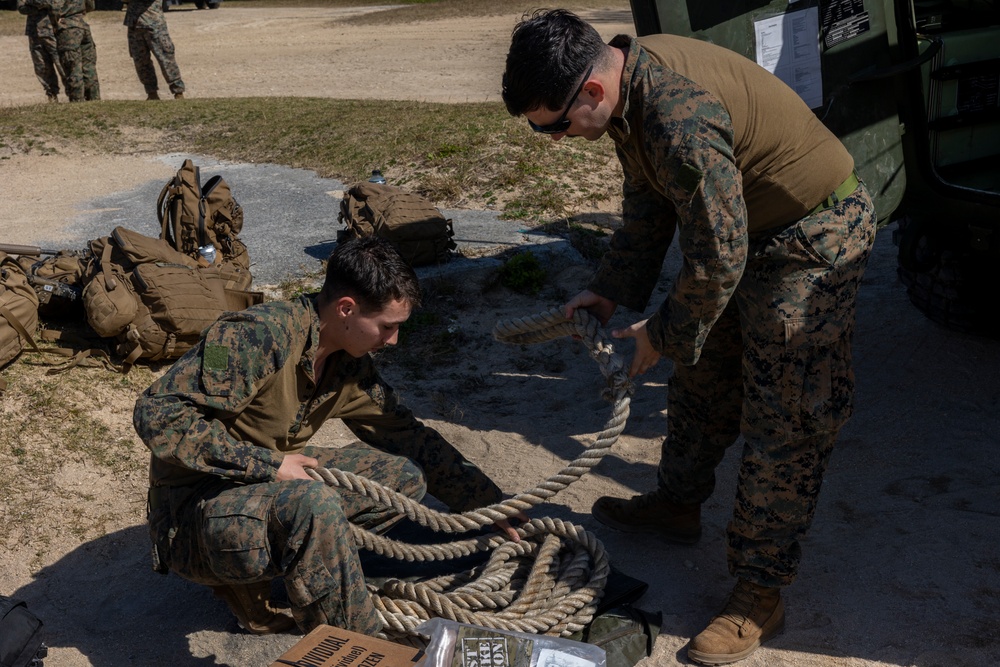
[0,252,41,394]
[338,182,456,266]
[82,226,261,371]
[156,158,252,289]
[15,251,88,319]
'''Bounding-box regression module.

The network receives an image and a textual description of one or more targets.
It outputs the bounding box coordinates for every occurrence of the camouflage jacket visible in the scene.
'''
[123,0,167,31]
[134,294,501,512]
[16,0,54,38]
[23,0,93,31]
[590,35,852,366]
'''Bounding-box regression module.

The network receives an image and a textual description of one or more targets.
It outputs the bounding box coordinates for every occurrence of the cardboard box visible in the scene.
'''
[270,625,424,667]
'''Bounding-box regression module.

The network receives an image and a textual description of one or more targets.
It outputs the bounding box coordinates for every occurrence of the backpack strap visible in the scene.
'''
[38,328,124,375]
[156,177,185,253]
[156,179,171,243]
[0,303,42,356]
[0,305,40,397]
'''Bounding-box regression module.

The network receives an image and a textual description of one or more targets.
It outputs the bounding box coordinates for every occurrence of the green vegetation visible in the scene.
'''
[499,250,547,295]
[0,97,620,222]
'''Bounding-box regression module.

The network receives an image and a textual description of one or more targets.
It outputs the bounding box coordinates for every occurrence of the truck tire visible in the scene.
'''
[895,216,1000,337]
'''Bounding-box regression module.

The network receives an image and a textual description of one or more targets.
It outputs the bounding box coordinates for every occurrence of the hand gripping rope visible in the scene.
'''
[305,307,634,640]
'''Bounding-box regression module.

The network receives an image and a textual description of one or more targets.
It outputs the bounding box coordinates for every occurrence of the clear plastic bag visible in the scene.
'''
[417,618,607,667]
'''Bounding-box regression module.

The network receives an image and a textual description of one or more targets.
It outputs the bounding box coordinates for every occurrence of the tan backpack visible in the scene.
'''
[0,252,41,393]
[338,182,456,266]
[156,158,251,284]
[82,227,261,371]
[15,251,89,319]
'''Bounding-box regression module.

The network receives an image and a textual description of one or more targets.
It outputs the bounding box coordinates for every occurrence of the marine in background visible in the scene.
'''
[21,0,100,102]
[123,0,186,100]
[16,0,65,102]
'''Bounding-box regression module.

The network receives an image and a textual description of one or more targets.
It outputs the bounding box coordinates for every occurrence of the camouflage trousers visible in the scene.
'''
[28,32,62,98]
[658,181,876,587]
[56,26,100,102]
[128,25,184,96]
[148,442,427,634]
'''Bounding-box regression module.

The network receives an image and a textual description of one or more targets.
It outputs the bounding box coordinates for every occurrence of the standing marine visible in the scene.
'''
[123,0,186,100]
[17,0,64,103]
[502,8,876,665]
[23,0,101,101]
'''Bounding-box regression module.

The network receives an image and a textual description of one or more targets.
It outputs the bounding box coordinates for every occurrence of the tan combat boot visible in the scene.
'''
[174,92,184,99]
[686,579,785,665]
[591,488,701,544]
[210,581,296,635]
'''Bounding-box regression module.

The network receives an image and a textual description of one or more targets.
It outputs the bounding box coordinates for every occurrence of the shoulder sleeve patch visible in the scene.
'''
[204,344,229,371]
[677,163,704,196]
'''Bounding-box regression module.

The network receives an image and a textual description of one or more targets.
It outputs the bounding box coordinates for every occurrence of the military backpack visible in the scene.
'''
[338,182,456,266]
[0,252,41,381]
[14,251,88,320]
[156,158,251,279]
[81,226,261,371]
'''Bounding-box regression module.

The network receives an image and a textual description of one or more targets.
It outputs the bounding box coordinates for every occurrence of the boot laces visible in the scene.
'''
[719,580,759,627]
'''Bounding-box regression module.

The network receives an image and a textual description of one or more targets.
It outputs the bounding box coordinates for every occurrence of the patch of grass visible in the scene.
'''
[0,97,619,221]
[274,269,324,301]
[499,250,546,295]
[539,218,612,262]
[0,356,157,550]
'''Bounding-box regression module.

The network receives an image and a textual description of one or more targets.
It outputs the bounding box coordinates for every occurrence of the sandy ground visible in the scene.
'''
[1,5,999,667]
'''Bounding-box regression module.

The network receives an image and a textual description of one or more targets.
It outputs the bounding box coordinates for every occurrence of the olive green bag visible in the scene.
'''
[15,251,88,319]
[0,252,40,366]
[0,252,41,394]
[82,227,261,371]
[338,182,456,266]
[570,604,662,667]
[156,159,253,292]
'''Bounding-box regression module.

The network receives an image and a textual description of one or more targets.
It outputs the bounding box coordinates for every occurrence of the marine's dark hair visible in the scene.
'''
[321,236,422,312]
[502,9,607,116]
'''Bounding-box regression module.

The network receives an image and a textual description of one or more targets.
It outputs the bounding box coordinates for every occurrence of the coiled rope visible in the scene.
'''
[306,307,633,640]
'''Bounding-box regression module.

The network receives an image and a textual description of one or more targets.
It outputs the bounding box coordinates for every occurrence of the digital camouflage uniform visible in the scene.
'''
[592,35,877,587]
[24,0,100,101]
[134,295,503,633]
[17,0,63,100]
[124,0,185,97]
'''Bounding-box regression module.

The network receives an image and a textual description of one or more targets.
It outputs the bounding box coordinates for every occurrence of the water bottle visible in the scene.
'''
[369,169,386,185]
[198,243,217,265]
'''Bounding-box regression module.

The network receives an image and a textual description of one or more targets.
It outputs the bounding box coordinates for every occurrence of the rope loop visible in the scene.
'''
[308,307,632,640]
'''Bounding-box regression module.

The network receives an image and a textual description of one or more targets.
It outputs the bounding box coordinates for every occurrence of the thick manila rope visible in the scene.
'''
[305,307,634,639]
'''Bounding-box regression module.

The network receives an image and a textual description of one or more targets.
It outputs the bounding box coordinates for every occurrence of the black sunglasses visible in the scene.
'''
[528,65,594,134]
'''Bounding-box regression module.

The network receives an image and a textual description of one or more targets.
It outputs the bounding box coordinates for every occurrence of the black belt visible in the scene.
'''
[810,171,860,215]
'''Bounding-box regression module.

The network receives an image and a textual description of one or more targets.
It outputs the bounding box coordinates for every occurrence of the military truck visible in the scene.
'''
[626,0,1000,336]
[163,0,222,9]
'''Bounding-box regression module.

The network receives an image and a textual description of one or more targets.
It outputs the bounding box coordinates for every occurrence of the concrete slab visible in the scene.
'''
[49,154,579,287]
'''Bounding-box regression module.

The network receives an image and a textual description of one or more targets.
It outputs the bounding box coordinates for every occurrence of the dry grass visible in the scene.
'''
[0,97,623,222]
[0,351,158,562]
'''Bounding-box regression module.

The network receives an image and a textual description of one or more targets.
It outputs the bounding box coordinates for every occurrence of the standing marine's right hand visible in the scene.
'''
[563,290,617,325]
[276,453,320,481]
